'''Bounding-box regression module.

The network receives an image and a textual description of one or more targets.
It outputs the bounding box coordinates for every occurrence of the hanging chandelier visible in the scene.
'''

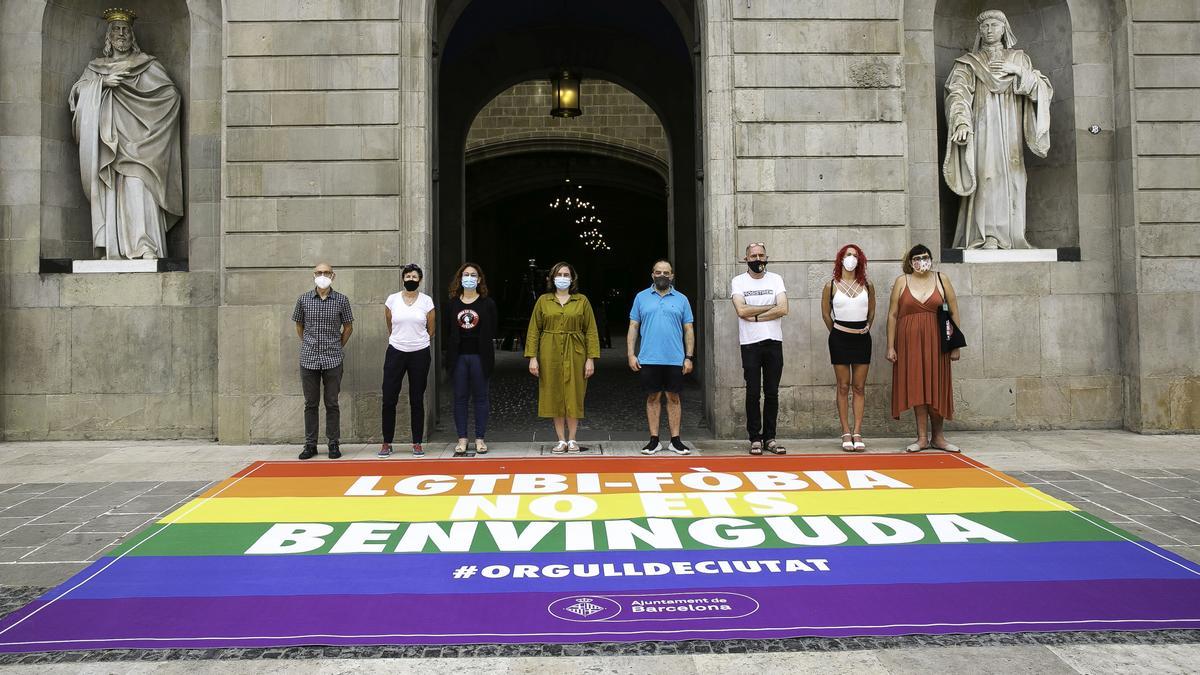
[547,180,610,252]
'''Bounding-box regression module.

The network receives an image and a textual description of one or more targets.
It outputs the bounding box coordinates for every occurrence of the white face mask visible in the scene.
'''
[462,276,479,290]
[913,258,932,273]
[554,277,571,290]
[314,275,332,290]
[842,255,858,271]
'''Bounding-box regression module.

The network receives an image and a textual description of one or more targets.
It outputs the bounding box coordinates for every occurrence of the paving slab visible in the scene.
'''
[0,523,77,547]
[40,483,113,499]
[694,650,888,674]
[1048,643,1200,674]
[1132,515,1200,545]
[0,561,88,586]
[0,498,78,518]
[109,495,189,515]
[29,505,117,524]
[20,531,121,562]
[75,513,156,533]
[873,645,1077,674]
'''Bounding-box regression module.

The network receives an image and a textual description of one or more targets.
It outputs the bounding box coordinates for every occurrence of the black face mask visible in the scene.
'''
[653,276,671,290]
[403,280,419,292]
[747,260,766,274]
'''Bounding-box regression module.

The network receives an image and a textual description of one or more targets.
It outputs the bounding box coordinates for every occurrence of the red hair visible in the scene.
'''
[832,243,868,286]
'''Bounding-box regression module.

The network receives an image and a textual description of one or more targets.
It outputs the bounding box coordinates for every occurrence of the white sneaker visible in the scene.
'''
[551,440,568,454]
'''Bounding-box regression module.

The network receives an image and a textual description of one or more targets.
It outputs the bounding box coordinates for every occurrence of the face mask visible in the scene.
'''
[314,276,332,290]
[461,276,478,290]
[653,276,671,290]
[913,258,932,273]
[554,277,571,290]
[843,255,858,271]
[747,260,766,274]
[403,279,420,292]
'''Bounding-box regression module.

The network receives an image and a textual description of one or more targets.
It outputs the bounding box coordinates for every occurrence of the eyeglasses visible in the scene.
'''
[911,255,932,262]
[314,271,333,277]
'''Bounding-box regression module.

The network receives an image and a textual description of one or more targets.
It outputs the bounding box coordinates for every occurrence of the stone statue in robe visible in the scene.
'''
[69,8,183,260]
[943,10,1052,250]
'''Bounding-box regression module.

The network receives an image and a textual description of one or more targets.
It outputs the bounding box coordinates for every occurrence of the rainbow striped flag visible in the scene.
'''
[1,454,1198,652]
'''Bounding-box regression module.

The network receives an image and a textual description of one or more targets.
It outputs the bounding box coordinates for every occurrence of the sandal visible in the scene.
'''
[852,434,866,452]
[551,440,568,455]
[841,433,854,452]
[475,439,488,455]
[453,439,468,457]
[749,440,763,455]
[765,439,786,455]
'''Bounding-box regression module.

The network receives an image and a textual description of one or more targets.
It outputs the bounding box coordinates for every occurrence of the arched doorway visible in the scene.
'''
[434,0,703,442]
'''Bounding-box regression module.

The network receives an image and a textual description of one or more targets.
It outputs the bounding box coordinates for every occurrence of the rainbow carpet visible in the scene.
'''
[2,454,1199,652]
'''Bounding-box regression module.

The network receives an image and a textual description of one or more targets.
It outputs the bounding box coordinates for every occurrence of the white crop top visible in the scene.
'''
[831,283,869,322]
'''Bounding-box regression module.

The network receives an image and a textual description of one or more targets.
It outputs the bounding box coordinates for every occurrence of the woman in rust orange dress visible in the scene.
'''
[886,244,963,453]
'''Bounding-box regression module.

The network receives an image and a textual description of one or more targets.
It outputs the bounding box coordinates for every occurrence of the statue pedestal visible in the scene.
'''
[942,248,1079,264]
[72,259,161,273]
[960,248,1059,263]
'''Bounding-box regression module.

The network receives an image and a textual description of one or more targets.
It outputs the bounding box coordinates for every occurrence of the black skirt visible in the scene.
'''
[828,320,872,365]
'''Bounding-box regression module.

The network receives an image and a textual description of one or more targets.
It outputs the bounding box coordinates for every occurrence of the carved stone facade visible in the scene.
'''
[1,0,1196,441]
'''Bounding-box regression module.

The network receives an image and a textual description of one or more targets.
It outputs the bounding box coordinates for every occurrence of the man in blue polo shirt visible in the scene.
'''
[628,259,695,455]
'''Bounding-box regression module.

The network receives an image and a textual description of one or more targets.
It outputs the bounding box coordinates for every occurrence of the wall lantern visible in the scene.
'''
[550,70,582,118]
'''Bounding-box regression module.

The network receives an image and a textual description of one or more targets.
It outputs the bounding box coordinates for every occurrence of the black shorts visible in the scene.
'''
[639,364,684,393]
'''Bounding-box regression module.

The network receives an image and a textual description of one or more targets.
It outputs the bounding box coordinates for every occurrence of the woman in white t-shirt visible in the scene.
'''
[380,263,435,458]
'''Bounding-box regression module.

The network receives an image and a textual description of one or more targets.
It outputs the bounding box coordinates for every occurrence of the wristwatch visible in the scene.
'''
[684,355,694,361]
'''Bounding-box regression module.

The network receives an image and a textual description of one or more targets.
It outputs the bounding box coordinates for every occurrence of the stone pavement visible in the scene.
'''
[459,338,709,442]
[1,430,1199,672]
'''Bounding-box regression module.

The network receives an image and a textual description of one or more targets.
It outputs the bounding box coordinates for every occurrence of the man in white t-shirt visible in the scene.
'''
[731,243,788,455]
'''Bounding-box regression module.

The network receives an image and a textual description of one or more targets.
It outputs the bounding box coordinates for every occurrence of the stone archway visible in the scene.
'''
[433,0,706,437]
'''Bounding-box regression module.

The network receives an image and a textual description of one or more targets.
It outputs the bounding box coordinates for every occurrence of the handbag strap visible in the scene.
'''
[936,273,950,312]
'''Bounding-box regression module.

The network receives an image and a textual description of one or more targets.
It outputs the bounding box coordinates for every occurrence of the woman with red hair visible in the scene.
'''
[820,244,876,451]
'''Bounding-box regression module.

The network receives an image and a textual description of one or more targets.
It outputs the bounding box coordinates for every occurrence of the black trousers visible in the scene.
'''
[740,339,783,442]
[382,346,431,444]
[301,364,343,447]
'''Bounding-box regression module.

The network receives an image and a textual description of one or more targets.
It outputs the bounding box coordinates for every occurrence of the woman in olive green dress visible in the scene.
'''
[525,261,601,454]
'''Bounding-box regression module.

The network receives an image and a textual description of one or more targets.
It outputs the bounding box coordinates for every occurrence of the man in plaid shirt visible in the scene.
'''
[292,262,354,459]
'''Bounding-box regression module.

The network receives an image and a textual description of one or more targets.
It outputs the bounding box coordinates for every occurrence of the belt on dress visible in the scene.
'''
[541,329,586,389]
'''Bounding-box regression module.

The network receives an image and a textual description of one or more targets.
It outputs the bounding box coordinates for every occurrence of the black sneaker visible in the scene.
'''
[328,445,341,459]
[298,446,317,460]
[640,438,662,455]
[668,438,691,456]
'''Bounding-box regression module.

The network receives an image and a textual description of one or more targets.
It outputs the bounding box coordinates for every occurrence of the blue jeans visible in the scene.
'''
[453,354,490,438]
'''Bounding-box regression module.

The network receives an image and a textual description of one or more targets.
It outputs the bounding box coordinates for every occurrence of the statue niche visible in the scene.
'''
[68,7,183,260]
[942,9,1053,250]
